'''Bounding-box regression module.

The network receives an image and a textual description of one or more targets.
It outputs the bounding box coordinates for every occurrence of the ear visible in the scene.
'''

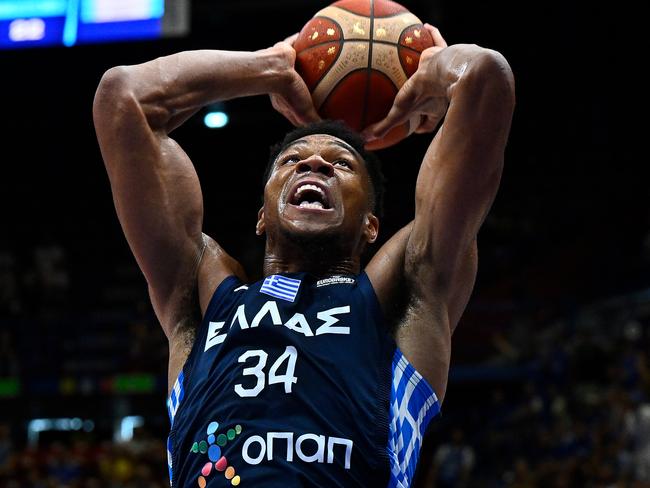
[363,212,379,244]
[256,207,266,236]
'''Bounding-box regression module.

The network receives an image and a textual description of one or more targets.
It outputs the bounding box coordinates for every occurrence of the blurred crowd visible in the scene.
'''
[423,303,650,488]
[0,426,168,488]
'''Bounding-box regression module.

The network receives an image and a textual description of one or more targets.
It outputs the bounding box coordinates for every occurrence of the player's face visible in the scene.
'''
[259,135,378,247]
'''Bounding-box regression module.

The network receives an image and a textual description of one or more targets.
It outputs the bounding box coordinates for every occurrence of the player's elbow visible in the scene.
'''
[480,49,515,103]
[94,66,132,106]
[461,47,516,107]
[93,66,138,126]
[94,66,169,132]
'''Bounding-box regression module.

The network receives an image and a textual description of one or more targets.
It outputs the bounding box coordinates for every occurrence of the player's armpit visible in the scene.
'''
[395,294,451,404]
[393,240,476,403]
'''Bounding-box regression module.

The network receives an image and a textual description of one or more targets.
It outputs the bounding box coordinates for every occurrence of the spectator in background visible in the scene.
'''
[432,428,475,488]
[0,251,20,316]
[0,424,12,474]
[33,242,69,307]
[627,402,650,482]
[0,328,18,377]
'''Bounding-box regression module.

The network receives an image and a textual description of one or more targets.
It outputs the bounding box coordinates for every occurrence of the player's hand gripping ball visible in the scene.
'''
[294,0,434,149]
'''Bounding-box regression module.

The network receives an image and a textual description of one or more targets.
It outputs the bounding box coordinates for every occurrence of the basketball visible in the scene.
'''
[294,0,434,149]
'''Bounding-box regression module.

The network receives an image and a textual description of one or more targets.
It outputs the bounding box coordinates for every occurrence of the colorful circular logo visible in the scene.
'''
[191,420,243,486]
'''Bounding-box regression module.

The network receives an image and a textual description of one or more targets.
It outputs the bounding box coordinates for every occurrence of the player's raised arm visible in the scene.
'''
[92,43,320,337]
[364,27,515,400]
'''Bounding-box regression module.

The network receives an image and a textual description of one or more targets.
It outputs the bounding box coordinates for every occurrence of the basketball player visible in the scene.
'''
[93,24,514,487]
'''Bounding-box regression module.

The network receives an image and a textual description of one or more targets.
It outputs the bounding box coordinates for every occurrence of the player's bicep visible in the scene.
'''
[410,141,498,290]
[448,240,477,332]
[109,137,204,292]
[94,73,204,308]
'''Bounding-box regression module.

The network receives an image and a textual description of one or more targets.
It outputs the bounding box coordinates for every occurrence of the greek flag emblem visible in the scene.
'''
[260,275,301,302]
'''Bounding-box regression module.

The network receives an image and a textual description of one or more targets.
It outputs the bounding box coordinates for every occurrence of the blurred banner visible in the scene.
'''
[0,0,189,49]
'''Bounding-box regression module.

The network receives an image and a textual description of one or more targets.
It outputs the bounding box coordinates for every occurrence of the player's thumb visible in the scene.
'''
[362,86,415,141]
[288,78,321,125]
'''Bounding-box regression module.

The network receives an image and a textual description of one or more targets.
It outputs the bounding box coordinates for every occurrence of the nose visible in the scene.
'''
[296,155,334,177]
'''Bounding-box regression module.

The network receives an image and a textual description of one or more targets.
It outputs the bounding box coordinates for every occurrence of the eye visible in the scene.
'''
[333,159,351,168]
[280,155,300,165]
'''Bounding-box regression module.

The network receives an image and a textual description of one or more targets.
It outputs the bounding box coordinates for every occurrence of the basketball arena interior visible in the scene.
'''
[0,0,642,486]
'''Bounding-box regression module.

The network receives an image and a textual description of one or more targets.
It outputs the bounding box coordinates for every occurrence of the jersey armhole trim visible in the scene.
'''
[203,275,243,320]
[357,270,385,327]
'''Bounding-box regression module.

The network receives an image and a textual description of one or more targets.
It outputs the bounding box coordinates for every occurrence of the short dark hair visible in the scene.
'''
[264,120,385,217]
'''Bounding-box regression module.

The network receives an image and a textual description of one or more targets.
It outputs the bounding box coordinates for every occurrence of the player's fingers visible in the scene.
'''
[423,23,448,48]
[364,138,389,151]
[362,115,396,142]
[289,83,321,125]
[362,108,408,141]
[294,104,321,125]
[414,114,441,134]
[282,98,320,126]
[284,33,299,46]
[362,85,417,141]
[270,95,301,127]
[284,111,302,127]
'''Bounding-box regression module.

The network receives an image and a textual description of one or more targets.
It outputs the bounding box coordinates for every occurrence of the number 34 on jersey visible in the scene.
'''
[203,301,352,398]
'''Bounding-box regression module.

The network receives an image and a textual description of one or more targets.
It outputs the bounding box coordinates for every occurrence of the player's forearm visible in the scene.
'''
[94,46,292,133]
[416,45,514,215]
[416,45,515,214]
[407,46,514,296]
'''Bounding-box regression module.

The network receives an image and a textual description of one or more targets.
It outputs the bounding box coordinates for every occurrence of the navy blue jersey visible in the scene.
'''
[166,272,440,487]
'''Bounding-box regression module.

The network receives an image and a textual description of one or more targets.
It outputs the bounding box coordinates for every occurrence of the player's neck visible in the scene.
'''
[263,255,359,277]
[262,241,360,278]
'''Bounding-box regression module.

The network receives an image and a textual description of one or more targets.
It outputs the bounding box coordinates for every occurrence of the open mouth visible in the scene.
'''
[289,182,332,210]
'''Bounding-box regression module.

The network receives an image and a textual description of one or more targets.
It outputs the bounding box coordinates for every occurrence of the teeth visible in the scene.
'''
[296,184,324,197]
[299,201,325,209]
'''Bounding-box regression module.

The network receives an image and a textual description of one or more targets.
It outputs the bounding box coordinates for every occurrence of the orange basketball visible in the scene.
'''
[294,0,433,149]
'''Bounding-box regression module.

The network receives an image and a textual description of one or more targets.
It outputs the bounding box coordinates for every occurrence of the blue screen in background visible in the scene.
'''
[0,0,164,49]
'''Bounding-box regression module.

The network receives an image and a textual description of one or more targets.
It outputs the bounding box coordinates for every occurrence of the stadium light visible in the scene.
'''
[27,417,93,446]
[204,111,229,129]
[116,415,145,442]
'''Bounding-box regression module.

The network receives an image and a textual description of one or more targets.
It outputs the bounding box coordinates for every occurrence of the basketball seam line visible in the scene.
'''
[362,0,375,130]
[373,39,425,54]
[317,67,380,119]
[296,40,342,56]
[366,10,414,19]
[298,38,425,56]
[297,16,345,101]
[323,5,410,19]
[314,44,344,101]
[397,25,425,73]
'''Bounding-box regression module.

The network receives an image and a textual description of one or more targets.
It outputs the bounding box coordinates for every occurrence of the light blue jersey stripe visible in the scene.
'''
[166,370,185,487]
[387,349,440,488]
[167,370,185,427]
